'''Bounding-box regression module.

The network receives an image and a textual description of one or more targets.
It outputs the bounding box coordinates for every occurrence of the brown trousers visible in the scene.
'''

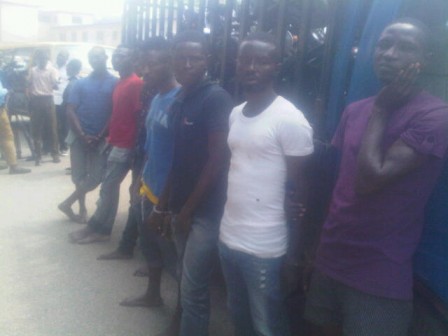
[0,107,17,166]
[29,95,59,159]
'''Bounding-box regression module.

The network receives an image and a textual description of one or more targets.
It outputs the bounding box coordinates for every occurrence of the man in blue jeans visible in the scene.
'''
[149,31,233,336]
[69,45,143,244]
[219,32,314,336]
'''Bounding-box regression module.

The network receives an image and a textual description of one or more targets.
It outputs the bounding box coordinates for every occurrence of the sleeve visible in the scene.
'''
[331,105,351,149]
[203,88,234,134]
[400,106,448,159]
[278,112,314,156]
[67,80,81,107]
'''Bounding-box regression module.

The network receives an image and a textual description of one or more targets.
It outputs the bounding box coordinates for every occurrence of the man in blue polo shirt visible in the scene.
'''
[58,46,117,224]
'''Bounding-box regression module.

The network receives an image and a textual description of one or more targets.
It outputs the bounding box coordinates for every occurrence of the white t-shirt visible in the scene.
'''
[219,96,314,258]
[53,65,68,105]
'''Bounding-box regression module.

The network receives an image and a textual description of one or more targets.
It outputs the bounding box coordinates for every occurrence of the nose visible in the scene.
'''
[382,45,398,60]
[185,57,193,68]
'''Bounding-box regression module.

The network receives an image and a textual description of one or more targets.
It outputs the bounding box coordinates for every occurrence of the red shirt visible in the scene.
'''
[108,73,143,148]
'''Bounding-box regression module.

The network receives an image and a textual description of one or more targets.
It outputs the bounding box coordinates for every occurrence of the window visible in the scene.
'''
[60,32,66,41]
[72,16,82,24]
[112,31,119,41]
[82,32,88,42]
[97,31,104,42]
[71,31,77,41]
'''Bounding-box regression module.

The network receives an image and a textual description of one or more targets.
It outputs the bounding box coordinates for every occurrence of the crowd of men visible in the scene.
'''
[2,17,447,336]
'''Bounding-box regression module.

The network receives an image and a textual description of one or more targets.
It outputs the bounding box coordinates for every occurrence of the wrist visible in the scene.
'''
[153,205,170,215]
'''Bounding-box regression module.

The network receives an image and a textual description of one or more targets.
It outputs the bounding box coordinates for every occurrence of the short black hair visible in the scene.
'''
[173,30,209,55]
[34,48,50,60]
[66,59,82,74]
[388,17,433,53]
[139,36,172,57]
[243,32,281,62]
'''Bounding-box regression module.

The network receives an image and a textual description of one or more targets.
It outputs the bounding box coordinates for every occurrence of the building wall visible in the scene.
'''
[49,23,122,46]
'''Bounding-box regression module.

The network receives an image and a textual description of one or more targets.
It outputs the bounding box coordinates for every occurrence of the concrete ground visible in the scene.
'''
[0,153,230,336]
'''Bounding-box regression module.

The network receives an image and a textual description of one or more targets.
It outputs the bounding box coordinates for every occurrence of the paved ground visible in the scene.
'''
[0,153,229,336]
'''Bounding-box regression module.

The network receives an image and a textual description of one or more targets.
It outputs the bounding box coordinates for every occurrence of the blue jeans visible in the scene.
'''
[174,215,220,336]
[88,148,131,235]
[219,242,290,336]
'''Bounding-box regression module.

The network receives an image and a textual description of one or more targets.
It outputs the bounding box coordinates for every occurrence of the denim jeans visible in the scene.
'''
[88,147,132,235]
[219,242,290,336]
[173,215,220,336]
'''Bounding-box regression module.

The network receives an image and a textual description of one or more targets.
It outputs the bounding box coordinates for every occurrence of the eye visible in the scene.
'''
[376,40,392,51]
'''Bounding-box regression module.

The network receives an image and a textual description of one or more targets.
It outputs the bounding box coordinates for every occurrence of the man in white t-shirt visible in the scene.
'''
[219,32,314,336]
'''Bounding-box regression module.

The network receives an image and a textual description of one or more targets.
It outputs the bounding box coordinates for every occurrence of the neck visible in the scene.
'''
[183,75,206,94]
[158,75,178,94]
[119,68,133,79]
[243,85,277,117]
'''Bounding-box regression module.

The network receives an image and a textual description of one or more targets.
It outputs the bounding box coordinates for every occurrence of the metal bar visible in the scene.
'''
[144,0,150,39]
[198,0,206,31]
[152,0,159,36]
[276,0,288,56]
[167,0,175,37]
[160,0,167,36]
[188,0,195,11]
[256,0,267,31]
[177,0,184,34]
[220,0,234,85]
[138,2,145,42]
[239,0,251,40]
[314,0,339,138]
[293,0,312,97]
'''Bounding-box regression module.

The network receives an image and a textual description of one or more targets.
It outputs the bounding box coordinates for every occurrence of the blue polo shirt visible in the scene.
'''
[68,71,117,135]
[142,86,180,204]
[0,82,7,106]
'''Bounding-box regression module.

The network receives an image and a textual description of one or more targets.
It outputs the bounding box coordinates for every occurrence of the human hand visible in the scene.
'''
[375,62,421,111]
[147,210,165,233]
[284,190,306,223]
[82,134,100,148]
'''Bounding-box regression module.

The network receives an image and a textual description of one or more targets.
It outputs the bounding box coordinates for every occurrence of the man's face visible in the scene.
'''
[173,42,207,88]
[142,50,171,86]
[56,51,69,68]
[88,48,107,72]
[236,40,279,92]
[374,23,426,84]
[112,47,134,73]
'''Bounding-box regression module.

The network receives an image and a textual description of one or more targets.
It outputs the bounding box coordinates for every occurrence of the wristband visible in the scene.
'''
[153,206,169,215]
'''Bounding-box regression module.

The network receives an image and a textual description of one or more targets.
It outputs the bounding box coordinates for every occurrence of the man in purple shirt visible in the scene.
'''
[305,19,448,336]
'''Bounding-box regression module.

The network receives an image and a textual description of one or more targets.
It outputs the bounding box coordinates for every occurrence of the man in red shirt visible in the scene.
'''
[69,45,143,244]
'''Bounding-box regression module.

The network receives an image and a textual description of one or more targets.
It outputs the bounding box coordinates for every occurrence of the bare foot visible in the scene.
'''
[134,264,149,277]
[58,202,78,222]
[119,293,163,308]
[155,316,181,336]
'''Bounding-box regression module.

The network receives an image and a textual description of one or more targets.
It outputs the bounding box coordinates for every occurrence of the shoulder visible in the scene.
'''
[203,83,232,101]
[201,84,233,111]
[229,102,245,123]
[271,96,311,126]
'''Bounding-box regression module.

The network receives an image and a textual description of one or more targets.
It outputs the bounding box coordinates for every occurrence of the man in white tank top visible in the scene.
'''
[219,32,314,336]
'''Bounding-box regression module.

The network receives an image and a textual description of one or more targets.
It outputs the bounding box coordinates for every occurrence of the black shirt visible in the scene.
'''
[169,80,233,219]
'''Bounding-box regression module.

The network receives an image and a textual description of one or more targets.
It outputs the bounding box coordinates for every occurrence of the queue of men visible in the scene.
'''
[38,18,448,336]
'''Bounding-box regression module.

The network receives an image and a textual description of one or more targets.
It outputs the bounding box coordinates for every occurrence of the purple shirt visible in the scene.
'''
[316,91,448,300]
